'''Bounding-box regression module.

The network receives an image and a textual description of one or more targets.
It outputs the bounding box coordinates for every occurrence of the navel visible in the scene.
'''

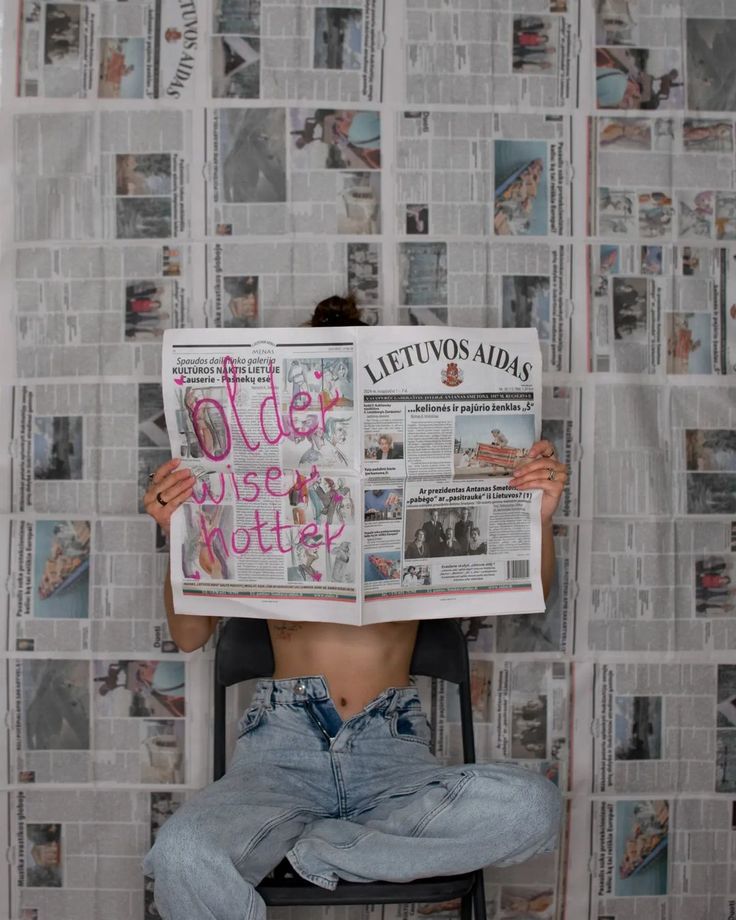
[339,697,348,707]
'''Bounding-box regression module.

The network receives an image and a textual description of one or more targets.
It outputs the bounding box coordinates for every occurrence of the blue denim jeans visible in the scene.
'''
[143,677,560,920]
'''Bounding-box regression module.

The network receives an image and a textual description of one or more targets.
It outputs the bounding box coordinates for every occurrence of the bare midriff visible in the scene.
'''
[268,620,419,719]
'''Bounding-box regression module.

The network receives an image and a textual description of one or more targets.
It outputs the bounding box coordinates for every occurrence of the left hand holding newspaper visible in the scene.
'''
[161,326,547,624]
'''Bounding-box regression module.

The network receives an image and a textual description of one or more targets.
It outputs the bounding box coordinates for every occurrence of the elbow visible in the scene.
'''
[542,571,558,607]
[174,634,207,653]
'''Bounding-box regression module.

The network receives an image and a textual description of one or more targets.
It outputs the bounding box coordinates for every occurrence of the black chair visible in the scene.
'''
[214,617,487,920]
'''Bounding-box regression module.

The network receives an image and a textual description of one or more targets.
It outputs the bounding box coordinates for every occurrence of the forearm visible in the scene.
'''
[541,521,556,600]
[508,439,566,601]
[164,562,218,652]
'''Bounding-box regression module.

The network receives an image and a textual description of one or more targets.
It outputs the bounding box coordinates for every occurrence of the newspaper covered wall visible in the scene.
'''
[1,789,189,918]
[3,0,736,918]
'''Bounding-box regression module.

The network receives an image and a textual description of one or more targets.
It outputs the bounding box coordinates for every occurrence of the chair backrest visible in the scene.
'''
[215,617,470,687]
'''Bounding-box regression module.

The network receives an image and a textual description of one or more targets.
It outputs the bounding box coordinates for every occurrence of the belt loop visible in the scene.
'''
[383,688,398,715]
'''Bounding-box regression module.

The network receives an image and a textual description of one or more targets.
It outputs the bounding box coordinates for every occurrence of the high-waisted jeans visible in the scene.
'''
[143,676,561,920]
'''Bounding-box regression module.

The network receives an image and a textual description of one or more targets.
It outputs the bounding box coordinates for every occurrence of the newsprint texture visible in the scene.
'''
[1,0,736,918]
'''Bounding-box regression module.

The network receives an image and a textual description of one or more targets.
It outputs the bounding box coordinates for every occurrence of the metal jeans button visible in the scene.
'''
[295,681,306,694]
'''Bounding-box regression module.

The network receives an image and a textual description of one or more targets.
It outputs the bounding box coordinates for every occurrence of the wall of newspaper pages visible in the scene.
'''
[0,0,735,918]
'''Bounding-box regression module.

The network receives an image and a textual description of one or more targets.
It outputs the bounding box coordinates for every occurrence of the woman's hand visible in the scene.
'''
[143,458,196,536]
[509,439,567,526]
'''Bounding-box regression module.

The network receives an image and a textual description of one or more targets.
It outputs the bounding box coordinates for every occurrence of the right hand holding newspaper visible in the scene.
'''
[162,326,544,623]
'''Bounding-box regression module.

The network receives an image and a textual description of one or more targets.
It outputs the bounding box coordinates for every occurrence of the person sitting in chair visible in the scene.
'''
[142,293,567,920]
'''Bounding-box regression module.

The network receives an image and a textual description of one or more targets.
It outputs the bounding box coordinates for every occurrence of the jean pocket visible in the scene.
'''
[237,704,266,739]
[390,708,432,746]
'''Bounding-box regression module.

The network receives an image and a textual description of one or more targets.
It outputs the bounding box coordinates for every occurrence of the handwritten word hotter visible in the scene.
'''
[188,356,340,461]
[199,509,346,562]
[363,338,532,384]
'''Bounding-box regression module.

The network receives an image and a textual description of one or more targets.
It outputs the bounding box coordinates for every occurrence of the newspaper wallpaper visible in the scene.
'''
[0,0,734,918]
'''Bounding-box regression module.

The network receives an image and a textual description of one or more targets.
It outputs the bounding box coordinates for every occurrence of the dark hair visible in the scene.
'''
[310,293,367,327]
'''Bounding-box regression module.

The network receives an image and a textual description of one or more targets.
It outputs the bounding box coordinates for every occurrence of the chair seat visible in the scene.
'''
[258,871,477,906]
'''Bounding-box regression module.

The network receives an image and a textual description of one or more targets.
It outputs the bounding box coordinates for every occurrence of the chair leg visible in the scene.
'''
[460,891,473,920]
[472,870,487,920]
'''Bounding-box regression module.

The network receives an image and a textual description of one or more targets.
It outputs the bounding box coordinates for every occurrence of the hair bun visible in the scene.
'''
[311,293,366,326]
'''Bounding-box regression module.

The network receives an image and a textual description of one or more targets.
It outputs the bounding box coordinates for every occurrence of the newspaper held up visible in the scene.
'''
[162,326,545,624]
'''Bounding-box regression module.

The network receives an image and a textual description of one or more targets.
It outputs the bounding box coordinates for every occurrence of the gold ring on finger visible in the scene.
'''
[547,468,556,481]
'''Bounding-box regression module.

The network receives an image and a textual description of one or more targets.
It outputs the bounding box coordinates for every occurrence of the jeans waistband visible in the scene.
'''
[251,676,420,713]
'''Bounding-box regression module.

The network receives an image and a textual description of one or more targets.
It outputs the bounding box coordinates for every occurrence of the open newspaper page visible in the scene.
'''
[14,109,190,242]
[16,0,200,100]
[359,326,544,624]
[15,0,382,102]
[162,326,363,623]
[2,788,189,919]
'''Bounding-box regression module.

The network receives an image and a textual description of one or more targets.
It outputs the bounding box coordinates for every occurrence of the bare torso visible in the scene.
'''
[267,620,419,719]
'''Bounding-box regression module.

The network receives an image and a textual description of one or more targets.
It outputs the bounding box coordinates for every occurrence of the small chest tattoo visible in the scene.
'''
[272,623,302,641]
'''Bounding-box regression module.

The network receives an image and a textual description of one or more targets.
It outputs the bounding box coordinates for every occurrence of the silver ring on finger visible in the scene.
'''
[547,468,556,481]
[156,491,168,507]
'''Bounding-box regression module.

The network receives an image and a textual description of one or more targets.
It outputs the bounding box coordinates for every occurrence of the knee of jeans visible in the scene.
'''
[469,766,561,841]
[145,810,213,878]
[505,769,561,843]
